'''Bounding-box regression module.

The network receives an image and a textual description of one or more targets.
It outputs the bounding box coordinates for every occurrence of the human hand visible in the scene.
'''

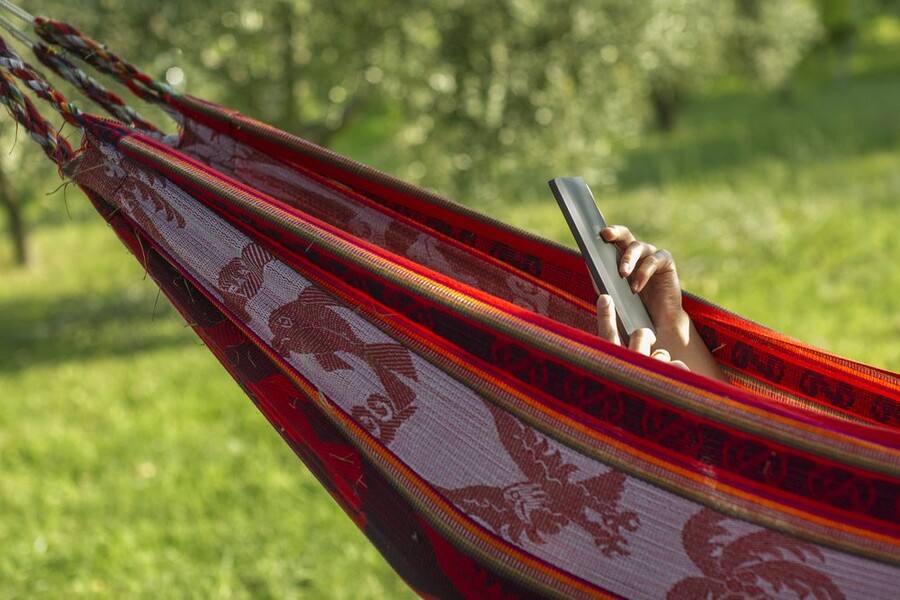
[594,225,729,382]
[595,293,688,369]
[599,225,689,337]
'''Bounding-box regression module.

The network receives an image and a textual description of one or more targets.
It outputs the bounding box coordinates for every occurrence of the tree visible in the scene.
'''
[15,0,823,210]
[380,1,648,203]
[0,152,26,265]
[635,0,821,131]
[813,0,899,80]
[729,0,822,90]
[632,0,734,131]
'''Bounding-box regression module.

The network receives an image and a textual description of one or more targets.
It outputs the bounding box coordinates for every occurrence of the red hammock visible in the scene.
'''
[2,13,898,599]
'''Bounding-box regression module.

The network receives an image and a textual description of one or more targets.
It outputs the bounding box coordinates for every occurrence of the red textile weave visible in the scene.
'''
[65,108,900,598]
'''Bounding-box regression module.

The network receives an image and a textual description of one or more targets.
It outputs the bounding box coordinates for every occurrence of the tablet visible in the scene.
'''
[549,176,655,342]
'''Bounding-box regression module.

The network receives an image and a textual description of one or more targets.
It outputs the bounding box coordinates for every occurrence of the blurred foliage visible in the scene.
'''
[816,0,900,46]
[635,0,820,131]
[17,0,825,210]
[728,0,821,89]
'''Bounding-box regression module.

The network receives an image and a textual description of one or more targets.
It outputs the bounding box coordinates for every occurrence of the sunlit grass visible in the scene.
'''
[0,207,415,599]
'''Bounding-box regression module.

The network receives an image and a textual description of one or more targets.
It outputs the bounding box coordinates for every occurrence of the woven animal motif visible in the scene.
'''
[269,286,419,444]
[440,404,640,557]
[217,242,274,321]
[668,509,845,600]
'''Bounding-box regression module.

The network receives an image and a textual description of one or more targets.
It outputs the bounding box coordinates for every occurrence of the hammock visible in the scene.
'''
[1,10,898,599]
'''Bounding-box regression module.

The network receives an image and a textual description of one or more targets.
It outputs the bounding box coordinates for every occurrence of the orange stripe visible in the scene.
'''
[331,290,900,552]
[125,134,900,464]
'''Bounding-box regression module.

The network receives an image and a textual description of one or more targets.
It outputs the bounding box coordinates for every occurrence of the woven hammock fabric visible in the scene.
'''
[64,99,899,599]
[2,16,899,598]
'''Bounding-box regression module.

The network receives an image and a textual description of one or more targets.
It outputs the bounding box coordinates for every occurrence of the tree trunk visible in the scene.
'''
[650,85,681,133]
[0,156,27,266]
[280,0,297,127]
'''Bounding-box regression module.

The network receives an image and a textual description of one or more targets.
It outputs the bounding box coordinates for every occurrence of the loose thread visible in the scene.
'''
[44,178,72,196]
[151,286,162,321]
[183,277,195,303]
[43,178,75,220]
[7,118,17,154]
[133,227,149,281]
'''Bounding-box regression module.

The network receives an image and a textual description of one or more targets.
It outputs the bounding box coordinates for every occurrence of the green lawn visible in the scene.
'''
[0,207,416,599]
[2,30,898,600]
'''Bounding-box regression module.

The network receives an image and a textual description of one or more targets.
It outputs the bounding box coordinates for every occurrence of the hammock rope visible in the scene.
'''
[0,35,82,127]
[32,17,174,107]
[0,9,164,133]
[0,65,72,164]
[0,0,165,135]
[1,9,899,599]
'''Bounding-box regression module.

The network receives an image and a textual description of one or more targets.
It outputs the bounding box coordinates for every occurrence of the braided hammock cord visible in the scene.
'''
[0,35,81,126]
[0,5,161,132]
[33,17,173,106]
[32,41,161,133]
[0,20,160,169]
[0,67,72,164]
[0,30,82,168]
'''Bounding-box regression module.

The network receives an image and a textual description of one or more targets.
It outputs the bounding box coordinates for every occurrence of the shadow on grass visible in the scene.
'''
[0,287,196,374]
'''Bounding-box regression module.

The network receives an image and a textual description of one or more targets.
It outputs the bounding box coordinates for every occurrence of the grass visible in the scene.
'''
[2,23,899,599]
[0,212,415,599]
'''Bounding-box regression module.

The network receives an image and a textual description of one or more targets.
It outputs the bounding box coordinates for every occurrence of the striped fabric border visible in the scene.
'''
[72,122,900,599]
[72,118,900,564]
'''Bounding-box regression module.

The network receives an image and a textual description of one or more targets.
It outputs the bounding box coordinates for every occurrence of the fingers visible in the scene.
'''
[601,225,674,294]
[650,348,689,371]
[629,249,674,293]
[628,328,656,356]
[619,241,658,280]
[596,300,690,372]
[600,225,635,247]
[650,348,671,361]
[596,295,621,345]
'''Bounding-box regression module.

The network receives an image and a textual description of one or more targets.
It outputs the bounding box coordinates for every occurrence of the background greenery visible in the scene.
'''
[1,1,898,598]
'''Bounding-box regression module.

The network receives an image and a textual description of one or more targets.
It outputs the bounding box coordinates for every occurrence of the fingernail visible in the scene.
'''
[597,295,610,308]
